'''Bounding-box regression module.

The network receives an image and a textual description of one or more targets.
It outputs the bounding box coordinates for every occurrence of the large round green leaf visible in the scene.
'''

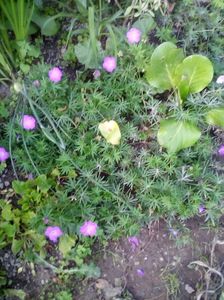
[157,119,201,153]
[175,55,213,99]
[146,42,184,91]
[206,108,224,127]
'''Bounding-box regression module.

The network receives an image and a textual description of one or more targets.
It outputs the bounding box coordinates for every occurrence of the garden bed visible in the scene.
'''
[1,0,224,299]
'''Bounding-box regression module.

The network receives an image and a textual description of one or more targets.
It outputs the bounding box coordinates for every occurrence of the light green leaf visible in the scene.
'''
[175,55,213,99]
[98,120,121,145]
[32,11,59,36]
[2,204,13,221]
[133,16,155,35]
[146,42,184,91]
[59,234,76,256]
[206,108,224,127]
[158,119,201,153]
[4,289,26,300]
[75,39,102,69]
[0,223,16,238]
[12,239,23,255]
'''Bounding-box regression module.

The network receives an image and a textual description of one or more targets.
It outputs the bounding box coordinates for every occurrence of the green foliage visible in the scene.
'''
[0,199,45,255]
[146,42,213,152]
[157,119,201,154]
[31,9,60,36]
[146,42,184,91]
[0,1,224,288]
[124,0,166,18]
[176,55,213,100]
[0,0,34,41]
[206,108,224,127]
[146,42,213,100]
[55,291,73,300]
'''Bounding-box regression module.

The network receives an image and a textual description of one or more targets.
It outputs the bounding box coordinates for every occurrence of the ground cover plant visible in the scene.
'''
[0,0,224,298]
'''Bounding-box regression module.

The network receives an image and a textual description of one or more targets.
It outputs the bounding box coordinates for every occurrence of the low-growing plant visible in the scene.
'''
[146,42,215,153]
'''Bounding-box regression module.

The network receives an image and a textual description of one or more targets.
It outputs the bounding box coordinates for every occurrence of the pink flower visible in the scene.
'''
[218,145,224,156]
[80,220,98,237]
[0,147,9,162]
[102,56,117,73]
[198,204,206,214]
[216,75,224,84]
[48,67,63,83]
[128,236,139,251]
[45,226,63,243]
[21,115,36,130]
[93,69,101,79]
[33,80,40,87]
[126,28,142,44]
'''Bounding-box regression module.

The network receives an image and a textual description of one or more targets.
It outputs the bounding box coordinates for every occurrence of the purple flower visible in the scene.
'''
[128,236,139,251]
[126,28,142,44]
[198,204,206,214]
[216,75,224,84]
[102,56,117,73]
[21,115,36,130]
[169,228,178,237]
[43,217,49,224]
[136,268,145,277]
[218,145,224,157]
[93,69,101,79]
[80,220,98,237]
[33,80,40,87]
[48,67,63,83]
[0,147,9,162]
[45,226,63,243]
[27,173,34,180]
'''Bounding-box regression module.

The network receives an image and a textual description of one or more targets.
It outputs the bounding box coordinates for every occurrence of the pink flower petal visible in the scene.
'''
[80,220,98,237]
[102,56,117,73]
[21,115,36,131]
[126,28,142,44]
[48,67,63,83]
[0,147,9,162]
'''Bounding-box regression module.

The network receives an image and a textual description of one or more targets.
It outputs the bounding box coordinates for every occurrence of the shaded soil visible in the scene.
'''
[76,218,224,300]
[2,216,224,299]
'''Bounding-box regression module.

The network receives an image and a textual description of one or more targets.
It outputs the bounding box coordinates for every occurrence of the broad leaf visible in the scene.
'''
[146,42,184,91]
[98,120,121,145]
[59,234,76,256]
[2,204,13,221]
[175,55,213,100]
[206,108,224,127]
[158,119,201,153]
[12,239,23,255]
[75,39,102,69]
[133,16,155,35]
[32,11,59,36]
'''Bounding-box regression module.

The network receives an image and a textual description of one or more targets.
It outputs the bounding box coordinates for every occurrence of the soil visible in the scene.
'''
[1,202,224,299]
[76,218,224,300]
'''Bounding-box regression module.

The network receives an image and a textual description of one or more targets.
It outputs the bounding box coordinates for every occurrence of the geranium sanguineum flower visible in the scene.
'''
[48,67,63,83]
[80,220,98,237]
[0,147,9,162]
[126,27,142,44]
[45,226,63,243]
[216,75,224,84]
[21,115,36,130]
[218,145,224,156]
[102,56,117,73]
